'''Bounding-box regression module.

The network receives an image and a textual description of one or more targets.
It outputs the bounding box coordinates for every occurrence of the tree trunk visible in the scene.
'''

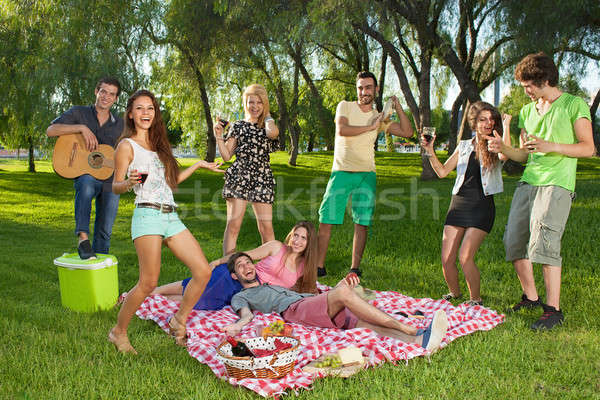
[448,91,466,154]
[288,46,333,151]
[288,63,301,166]
[181,47,215,161]
[198,81,216,162]
[307,132,315,152]
[288,122,300,166]
[272,85,289,152]
[28,137,35,172]
[418,52,437,181]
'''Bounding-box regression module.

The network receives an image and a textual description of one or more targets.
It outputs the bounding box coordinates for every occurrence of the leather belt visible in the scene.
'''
[136,202,177,213]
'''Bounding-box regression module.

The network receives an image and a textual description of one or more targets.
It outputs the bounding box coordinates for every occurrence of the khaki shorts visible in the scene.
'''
[503,183,574,267]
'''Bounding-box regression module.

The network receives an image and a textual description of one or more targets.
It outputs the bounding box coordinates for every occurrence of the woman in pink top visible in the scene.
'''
[149,221,318,308]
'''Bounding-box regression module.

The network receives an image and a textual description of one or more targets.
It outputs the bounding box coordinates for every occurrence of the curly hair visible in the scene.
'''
[515,52,559,87]
[467,101,501,170]
[118,90,179,189]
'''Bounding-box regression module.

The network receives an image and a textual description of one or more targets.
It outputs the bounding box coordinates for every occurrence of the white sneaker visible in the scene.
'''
[425,309,449,353]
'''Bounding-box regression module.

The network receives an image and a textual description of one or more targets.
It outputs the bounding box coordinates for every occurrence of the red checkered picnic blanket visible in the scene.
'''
[136,284,504,398]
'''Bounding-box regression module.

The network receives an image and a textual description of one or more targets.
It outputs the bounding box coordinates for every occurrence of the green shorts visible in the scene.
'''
[318,171,376,226]
[503,183,574,267]
[131,207,187,240]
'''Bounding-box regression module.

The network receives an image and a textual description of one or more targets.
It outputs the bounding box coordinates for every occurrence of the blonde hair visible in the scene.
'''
[242,84,270,128]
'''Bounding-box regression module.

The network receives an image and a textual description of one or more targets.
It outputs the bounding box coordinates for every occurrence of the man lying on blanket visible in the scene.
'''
[222,252,449,353]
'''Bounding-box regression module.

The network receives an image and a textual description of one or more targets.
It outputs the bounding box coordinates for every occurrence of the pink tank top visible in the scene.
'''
[255,243,304,288]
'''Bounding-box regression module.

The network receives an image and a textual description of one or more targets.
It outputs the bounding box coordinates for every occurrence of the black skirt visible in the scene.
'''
[444,194,495,233]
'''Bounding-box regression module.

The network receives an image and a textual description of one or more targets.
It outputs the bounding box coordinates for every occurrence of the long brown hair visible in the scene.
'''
[285,221,318,294]
[242,84,270,128]
[467,101,501,170]
[118,90,179,189]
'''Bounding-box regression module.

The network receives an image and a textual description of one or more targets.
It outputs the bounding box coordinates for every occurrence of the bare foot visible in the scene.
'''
[168,314,188,347]
[108,328,138,355]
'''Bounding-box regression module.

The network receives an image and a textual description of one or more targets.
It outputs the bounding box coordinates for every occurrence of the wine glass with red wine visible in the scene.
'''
[138,163,150,186]
[217,114,230,130]
[421,127,436,156]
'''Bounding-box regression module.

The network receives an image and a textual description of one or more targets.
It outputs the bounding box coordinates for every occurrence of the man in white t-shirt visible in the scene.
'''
[317,71,413,277]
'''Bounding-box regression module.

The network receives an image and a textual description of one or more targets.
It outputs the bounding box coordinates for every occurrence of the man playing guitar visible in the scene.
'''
[47,77,123,259]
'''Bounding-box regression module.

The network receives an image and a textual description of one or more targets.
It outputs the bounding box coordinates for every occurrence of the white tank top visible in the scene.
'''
[125,138,176,206]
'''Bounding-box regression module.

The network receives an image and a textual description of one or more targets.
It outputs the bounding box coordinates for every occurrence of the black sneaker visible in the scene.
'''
[506,294,541,313]
[531,304,564,330]
[77,239,96,260]
[349,268,362,277]
[317,267,327,277]
[442,293,461,301]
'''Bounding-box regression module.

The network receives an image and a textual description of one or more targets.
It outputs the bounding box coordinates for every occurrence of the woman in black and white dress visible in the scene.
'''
[422,101,511,305]
[214,84,279,256]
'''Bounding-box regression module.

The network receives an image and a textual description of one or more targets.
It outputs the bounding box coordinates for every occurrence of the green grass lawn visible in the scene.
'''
[1,152,599,399]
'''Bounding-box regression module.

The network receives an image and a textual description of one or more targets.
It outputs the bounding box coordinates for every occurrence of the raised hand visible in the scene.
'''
[213,118,224,138]
[485,130,503,153]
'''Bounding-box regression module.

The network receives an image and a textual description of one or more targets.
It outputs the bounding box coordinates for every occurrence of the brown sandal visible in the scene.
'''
[168,314,188,347]
[108,329,138,355]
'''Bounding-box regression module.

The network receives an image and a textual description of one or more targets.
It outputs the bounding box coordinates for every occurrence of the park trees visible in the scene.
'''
[0,0,151,171]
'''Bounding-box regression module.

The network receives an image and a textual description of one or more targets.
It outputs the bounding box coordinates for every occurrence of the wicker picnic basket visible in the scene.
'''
[216,336,300,379]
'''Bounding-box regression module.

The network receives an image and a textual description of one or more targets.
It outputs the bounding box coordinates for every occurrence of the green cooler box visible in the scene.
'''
[53,253,119,312]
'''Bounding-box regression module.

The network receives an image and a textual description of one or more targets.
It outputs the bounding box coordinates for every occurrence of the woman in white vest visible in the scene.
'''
[422,101,511,306]
[108,90,223,354]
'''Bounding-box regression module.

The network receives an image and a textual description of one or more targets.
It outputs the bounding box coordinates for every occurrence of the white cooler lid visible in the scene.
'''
[53,253,118,270]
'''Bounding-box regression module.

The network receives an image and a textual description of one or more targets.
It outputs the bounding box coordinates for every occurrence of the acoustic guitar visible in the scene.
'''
[52,134,115,180]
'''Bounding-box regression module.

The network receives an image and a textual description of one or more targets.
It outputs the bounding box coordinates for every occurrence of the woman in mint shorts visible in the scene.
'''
[108,90,223,354]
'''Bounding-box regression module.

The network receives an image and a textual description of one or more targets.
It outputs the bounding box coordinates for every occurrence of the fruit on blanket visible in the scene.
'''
[315,354,342,369]
[262,320,292,337]
[282,324,293,336]
[269,320,285,334]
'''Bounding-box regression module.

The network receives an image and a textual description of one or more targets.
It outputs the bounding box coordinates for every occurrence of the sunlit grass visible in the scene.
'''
[1,153,599,399]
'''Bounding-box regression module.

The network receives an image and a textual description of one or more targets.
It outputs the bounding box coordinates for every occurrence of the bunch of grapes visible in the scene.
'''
[268,320,285,334]
[315,354,342,369]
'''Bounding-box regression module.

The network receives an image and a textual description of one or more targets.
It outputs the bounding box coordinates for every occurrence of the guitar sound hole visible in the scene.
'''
[88,153,104,169]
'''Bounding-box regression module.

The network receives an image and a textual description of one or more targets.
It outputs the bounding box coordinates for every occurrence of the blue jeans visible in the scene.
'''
[74,174,120,253]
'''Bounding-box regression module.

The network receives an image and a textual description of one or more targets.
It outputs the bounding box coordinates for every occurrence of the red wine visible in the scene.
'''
[219,119,229,128]
[226,336,254,357]
[140,173,149,184]
[423,134,433,142]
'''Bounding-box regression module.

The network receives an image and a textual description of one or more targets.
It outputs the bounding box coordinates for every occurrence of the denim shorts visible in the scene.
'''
[131,206,187,240]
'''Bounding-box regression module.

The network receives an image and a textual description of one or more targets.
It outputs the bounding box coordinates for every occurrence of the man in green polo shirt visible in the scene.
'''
[316,71,413,278]
[486,52,595,330]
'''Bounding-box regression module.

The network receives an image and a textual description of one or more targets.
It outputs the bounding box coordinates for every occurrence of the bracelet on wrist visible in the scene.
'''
[265,116,274,123]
